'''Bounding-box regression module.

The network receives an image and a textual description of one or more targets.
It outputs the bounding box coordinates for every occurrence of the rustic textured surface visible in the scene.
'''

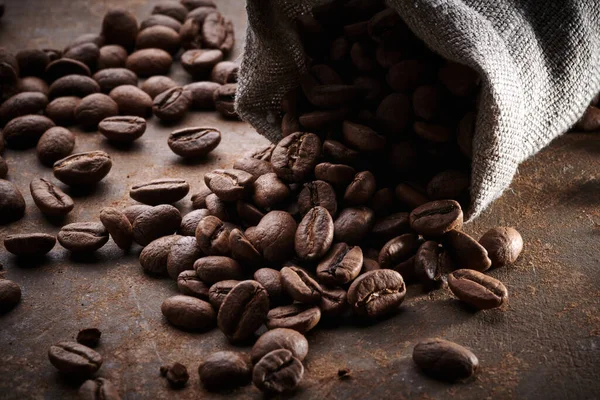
[0,1,599,399]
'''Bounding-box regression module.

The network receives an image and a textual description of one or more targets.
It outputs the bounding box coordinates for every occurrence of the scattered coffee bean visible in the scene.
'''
[347,269,406,318]
[229,228,263,268]
[479,227,523,268]
[63,43,100,70]
[208,279,240,310]
[297,180,337,217]
[53,151,112,186]
[136,25,181,54]
[47,341,103,377]
[210,61,238,84]
[140,235,182,276]
[443,230,492,272]
[316,243,363,285]
[98,45,129,70]
[76,328,102,348]
[126,48,173,77]
[179,208,210,236]
[141,14,183,33]
[177,270,209,298]
[58,222,109,253]
[414,241,444,286]
[45,58,91,83]
[252,211,297,264]
[48,75,100,100]
[413,338,479,381]
[213,83,237,119]
[281,266,322,304]
[17,76,49,95]
[333,206,375,244]
[0,180,26,224]
[166,236,202,279]
[0,279,21,314]
[250,172,289,210]
[16,49,50,77]
[198,351,252,391]
[152,1,188,23]
[132,204,182,246]
[181,49,223,77]
[152,86,191,121]
[253,268,285,306]
[233,157,275,179]
[184,81,220,109]
[4,233,56,257]
[447,269,508,310]
[218,280,269,343]
[205,193,234,221]
[161,295,215,331]
[109,85,153,117]
[294,206,334,261]
[271,132,321,182]
[102,8,139,51]
[253,349,304,395]
[36,127,75,166]
[409,200,463,237]
[141,75,178,99]
[314,162,355,189]
[204,168,255,202]
[45,96,80,126]
[78,378,120,400]
[98,116,147,142]
[30,178,74,216]
[123,204,152,224]
[168,127,221,158]
[3,114,55,149]
[251,328,308,364]
[195,215,231,255]
[130,178,189,205]
[378,233,422,269]
[74,93,119,128]
[99,207,133,250]
[0,92,48,125]
[194,256,245,284]
[92,68,138,94]
[266,304,321,333]
[320,286,348,316]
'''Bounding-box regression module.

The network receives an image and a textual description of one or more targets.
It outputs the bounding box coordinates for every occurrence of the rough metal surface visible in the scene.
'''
[0,1,599,399]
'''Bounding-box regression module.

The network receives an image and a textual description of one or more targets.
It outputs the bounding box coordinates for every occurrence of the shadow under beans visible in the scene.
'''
[556,178,600,207]
[13,255,53,269]
[103,140,144,153]
[172,153,218,167]
[64,181,109,198]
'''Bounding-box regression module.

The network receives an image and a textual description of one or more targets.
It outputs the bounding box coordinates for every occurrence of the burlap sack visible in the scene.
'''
[236,0,600,219]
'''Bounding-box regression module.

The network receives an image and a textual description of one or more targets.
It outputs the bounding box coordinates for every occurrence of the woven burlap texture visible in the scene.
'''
[236,0,600,219]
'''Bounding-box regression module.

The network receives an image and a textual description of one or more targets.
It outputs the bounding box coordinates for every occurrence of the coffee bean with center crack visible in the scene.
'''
[378,233,422,269]
[204,169,255,202]
[53,151,112,186]
[152,86,191,121]
[58,222,109,253]
[409,200,463,237]
[48,342,103,377]
[347,269,406,318]
[218,280,270,343]
[251,328,308,364]
[181,49,223,77]
[294,206,334,261]
[266,304,321,333]
[281,266,322,304]
[130,178,189,205]
[443,230,492,272]
[30,178,74,216]
[316,242,363,285]
[99,207,133,250]
[195,215,232,255]
[447,269,508,310]
[297,180,337,217]
[4,233,56,257]
[213,83,237,119]
[168,127,221,158]
[253,349,304,395]
[271,132,321,182]
[98,116,146,142]
[161,295,215,331]
[414,241,444,287]
[177,270,209,299]
[229,228,263,268]
[208,280,240,310]
[78,377,121,400]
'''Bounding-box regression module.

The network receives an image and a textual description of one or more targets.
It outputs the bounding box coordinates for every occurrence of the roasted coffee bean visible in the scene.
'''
[253,349,304,394]
[160,362,189,389]
[412,85,444,121]
[194,256,245,284]
[4,233,55,257]
[141,14,183,32]
[181,49,223,77]
[0,92,48,125]
[218,280,270,342]
[76,328,102,348]
[99,207,133,250]
[48,75,100,99]
[252,211,297,264]
[266,304,321,333]
[233,158,275,181]
[316,243,363,285]
[320,286,348,316]
[63,43,100,70]
[362,258,381,274]
[3,114,55,149]
[132,205,182,246]
[208,279,240,310]
[479,227,523,268]
[414,122,452,144]
[64,34,105,53]
[195,215,232,255]
[443,230,492,272]
[343,171,376,205]
[152,86,191,121]
[211,61,238,84]
[447,269,508,309]
[153,1,188,22]
[130,178,189,205]
[141,76,178,101]
[414,241,444,286]
[184,81,220,109]
[271,132,321,182]
[342,121,386,152]
[30,178,73,217]
[177,270,210,298]
[229,228,263,268]
[281,266,322,304]
[213,83,237,118]
[136,25,181,54]
[126,49,173,77]
[53,151,112,186]
[167,236,202,279]
[251,329,308,364]
[378,233,422,269]
[98,45,129,70]
[236,201,265,226]
[438,61,479,97]
[74,93,119,128]
[198,351,252,391]
[161,295,215,331]
[79,378,120,400]
[0,279,21,314]
[58,222,109,253]
[333,206,374,244]
[0,180,26,224]
[395,182,429,209]
[348,269,406,318]
[205,193,234,221]
[251,173,290,210]
[297,180,337,217]
[98,116,146,142]
[314,162,356,188]
[123,204,153,224]
[0,157,6,178]
[36,127,75,166]
[323,139,359,165]
[253,268,285,305]
[16,49,50,77]
[45,96,80,126]
[44,59,91,83]
[426,170,470,201]
[180,208,210,236]
[179,16,204,50]
[371,212,411,243]
[140,235,182,276]
[17,76,49,95]
[204,169,255,202]
[109,85,153,117]
[202,11,226,48]
[413,338,479,381]
[102,8,138,51]
[375,92,413,136]
[294,206,334,261]
[48,342,102,377]
[409,200,463,236]
[168,127,221,158]
[93,68,138,94]
[219,18,235,54]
